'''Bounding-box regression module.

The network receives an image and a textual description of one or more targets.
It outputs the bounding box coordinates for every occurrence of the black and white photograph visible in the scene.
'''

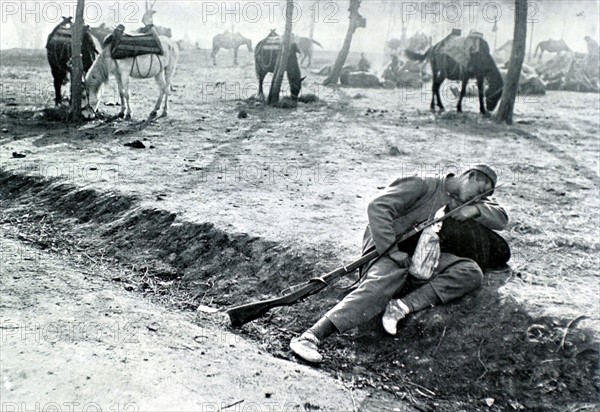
[0,0,598,410]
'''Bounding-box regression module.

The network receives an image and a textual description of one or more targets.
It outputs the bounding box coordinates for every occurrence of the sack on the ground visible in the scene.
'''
[409,224,441,280]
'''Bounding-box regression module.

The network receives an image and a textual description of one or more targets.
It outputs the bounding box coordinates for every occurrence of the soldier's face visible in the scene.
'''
[458,172,493,202]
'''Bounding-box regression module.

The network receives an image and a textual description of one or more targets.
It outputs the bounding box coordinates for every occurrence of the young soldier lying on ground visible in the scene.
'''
[290,164,510,363]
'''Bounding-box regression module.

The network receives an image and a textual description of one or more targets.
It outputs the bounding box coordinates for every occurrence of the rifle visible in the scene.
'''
[226,186,499,327]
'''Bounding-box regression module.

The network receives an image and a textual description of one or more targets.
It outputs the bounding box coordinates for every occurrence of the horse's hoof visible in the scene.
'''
[482,112,491,118]
[159,112,167,118]
[149,111,157,118]
[125,114,132,120]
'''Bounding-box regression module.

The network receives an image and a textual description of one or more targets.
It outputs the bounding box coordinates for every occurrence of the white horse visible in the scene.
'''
[82,36,179,119]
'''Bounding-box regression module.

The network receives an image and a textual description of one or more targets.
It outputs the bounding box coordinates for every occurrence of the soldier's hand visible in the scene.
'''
[389,250,410,267]
[452,205,481,221]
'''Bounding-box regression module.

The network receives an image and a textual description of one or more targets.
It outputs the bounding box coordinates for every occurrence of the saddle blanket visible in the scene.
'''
[438,34,483,70]
[262,35,281,51]
[46,26,71,49]
[107,28,163,60]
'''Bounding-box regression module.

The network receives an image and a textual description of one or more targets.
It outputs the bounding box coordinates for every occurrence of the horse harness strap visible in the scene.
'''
[130,54,163,78]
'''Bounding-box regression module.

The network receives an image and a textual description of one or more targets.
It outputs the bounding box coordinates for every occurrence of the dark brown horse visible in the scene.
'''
[406,32,503,115]
[254,30,304,100]
[46,17,99,106]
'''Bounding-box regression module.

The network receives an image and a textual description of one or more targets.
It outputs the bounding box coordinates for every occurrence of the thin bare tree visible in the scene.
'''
[69,0,85,122]
[323,0,366,86]
[268,0,294,104]
[495,0,528,124]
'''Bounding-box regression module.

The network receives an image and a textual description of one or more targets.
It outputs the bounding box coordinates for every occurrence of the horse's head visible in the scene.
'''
[474,51,503,112]
[485,66,503,112]
[81,50,108,116]
[290,75,306,99]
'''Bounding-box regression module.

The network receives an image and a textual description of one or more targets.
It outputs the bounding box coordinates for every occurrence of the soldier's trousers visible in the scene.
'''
[325,252,483,333]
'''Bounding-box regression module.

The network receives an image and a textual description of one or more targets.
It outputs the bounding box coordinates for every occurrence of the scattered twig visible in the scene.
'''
[477,339,488,380]
[219,399,244,411]
[432,326,446,355]
[83,252,97,264]
[569,404,597,412]
[415,388,434,399]
[343,380,358,412]
[404,380,436,397]
[557,315,588,352]
[541,358,560,364]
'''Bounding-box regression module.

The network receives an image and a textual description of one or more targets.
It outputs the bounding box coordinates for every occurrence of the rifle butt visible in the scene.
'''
[226,299,281,327]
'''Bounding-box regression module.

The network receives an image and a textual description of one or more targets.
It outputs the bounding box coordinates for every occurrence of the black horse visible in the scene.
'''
[254,30,304,100]
[406,32,503,115]
[46,17,98,106]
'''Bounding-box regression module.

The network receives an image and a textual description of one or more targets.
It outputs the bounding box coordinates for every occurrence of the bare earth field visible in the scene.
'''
[1,48,599,411]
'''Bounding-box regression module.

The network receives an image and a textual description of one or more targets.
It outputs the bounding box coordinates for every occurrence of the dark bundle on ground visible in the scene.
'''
[42,107,70,122]
[272,97,298,109]
[124,140,146,149]
[298,94,319,103]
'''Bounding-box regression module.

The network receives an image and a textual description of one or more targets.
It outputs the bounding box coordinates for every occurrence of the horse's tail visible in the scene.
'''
[405,47,431,62]
[310,39,323,48]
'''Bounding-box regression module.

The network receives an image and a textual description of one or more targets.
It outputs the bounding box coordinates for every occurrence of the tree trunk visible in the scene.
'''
[323,0,366,86]
[268,0,294,104]
[495,0,527,125]
[69,0,85,122]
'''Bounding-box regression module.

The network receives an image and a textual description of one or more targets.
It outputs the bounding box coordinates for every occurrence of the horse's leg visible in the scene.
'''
[233,47,239,66]
[152,72,167,118]
[161,56,177,117]
[257,72,265,101]
[477,76,488,117]
[435,77,445,111]
[435,79,446,112]
[458,79,467,113]
[118,69,132,120]
[52,71,63,106]
[430,72,437,111]
[211,46,219,66]
[114,73,126,119]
